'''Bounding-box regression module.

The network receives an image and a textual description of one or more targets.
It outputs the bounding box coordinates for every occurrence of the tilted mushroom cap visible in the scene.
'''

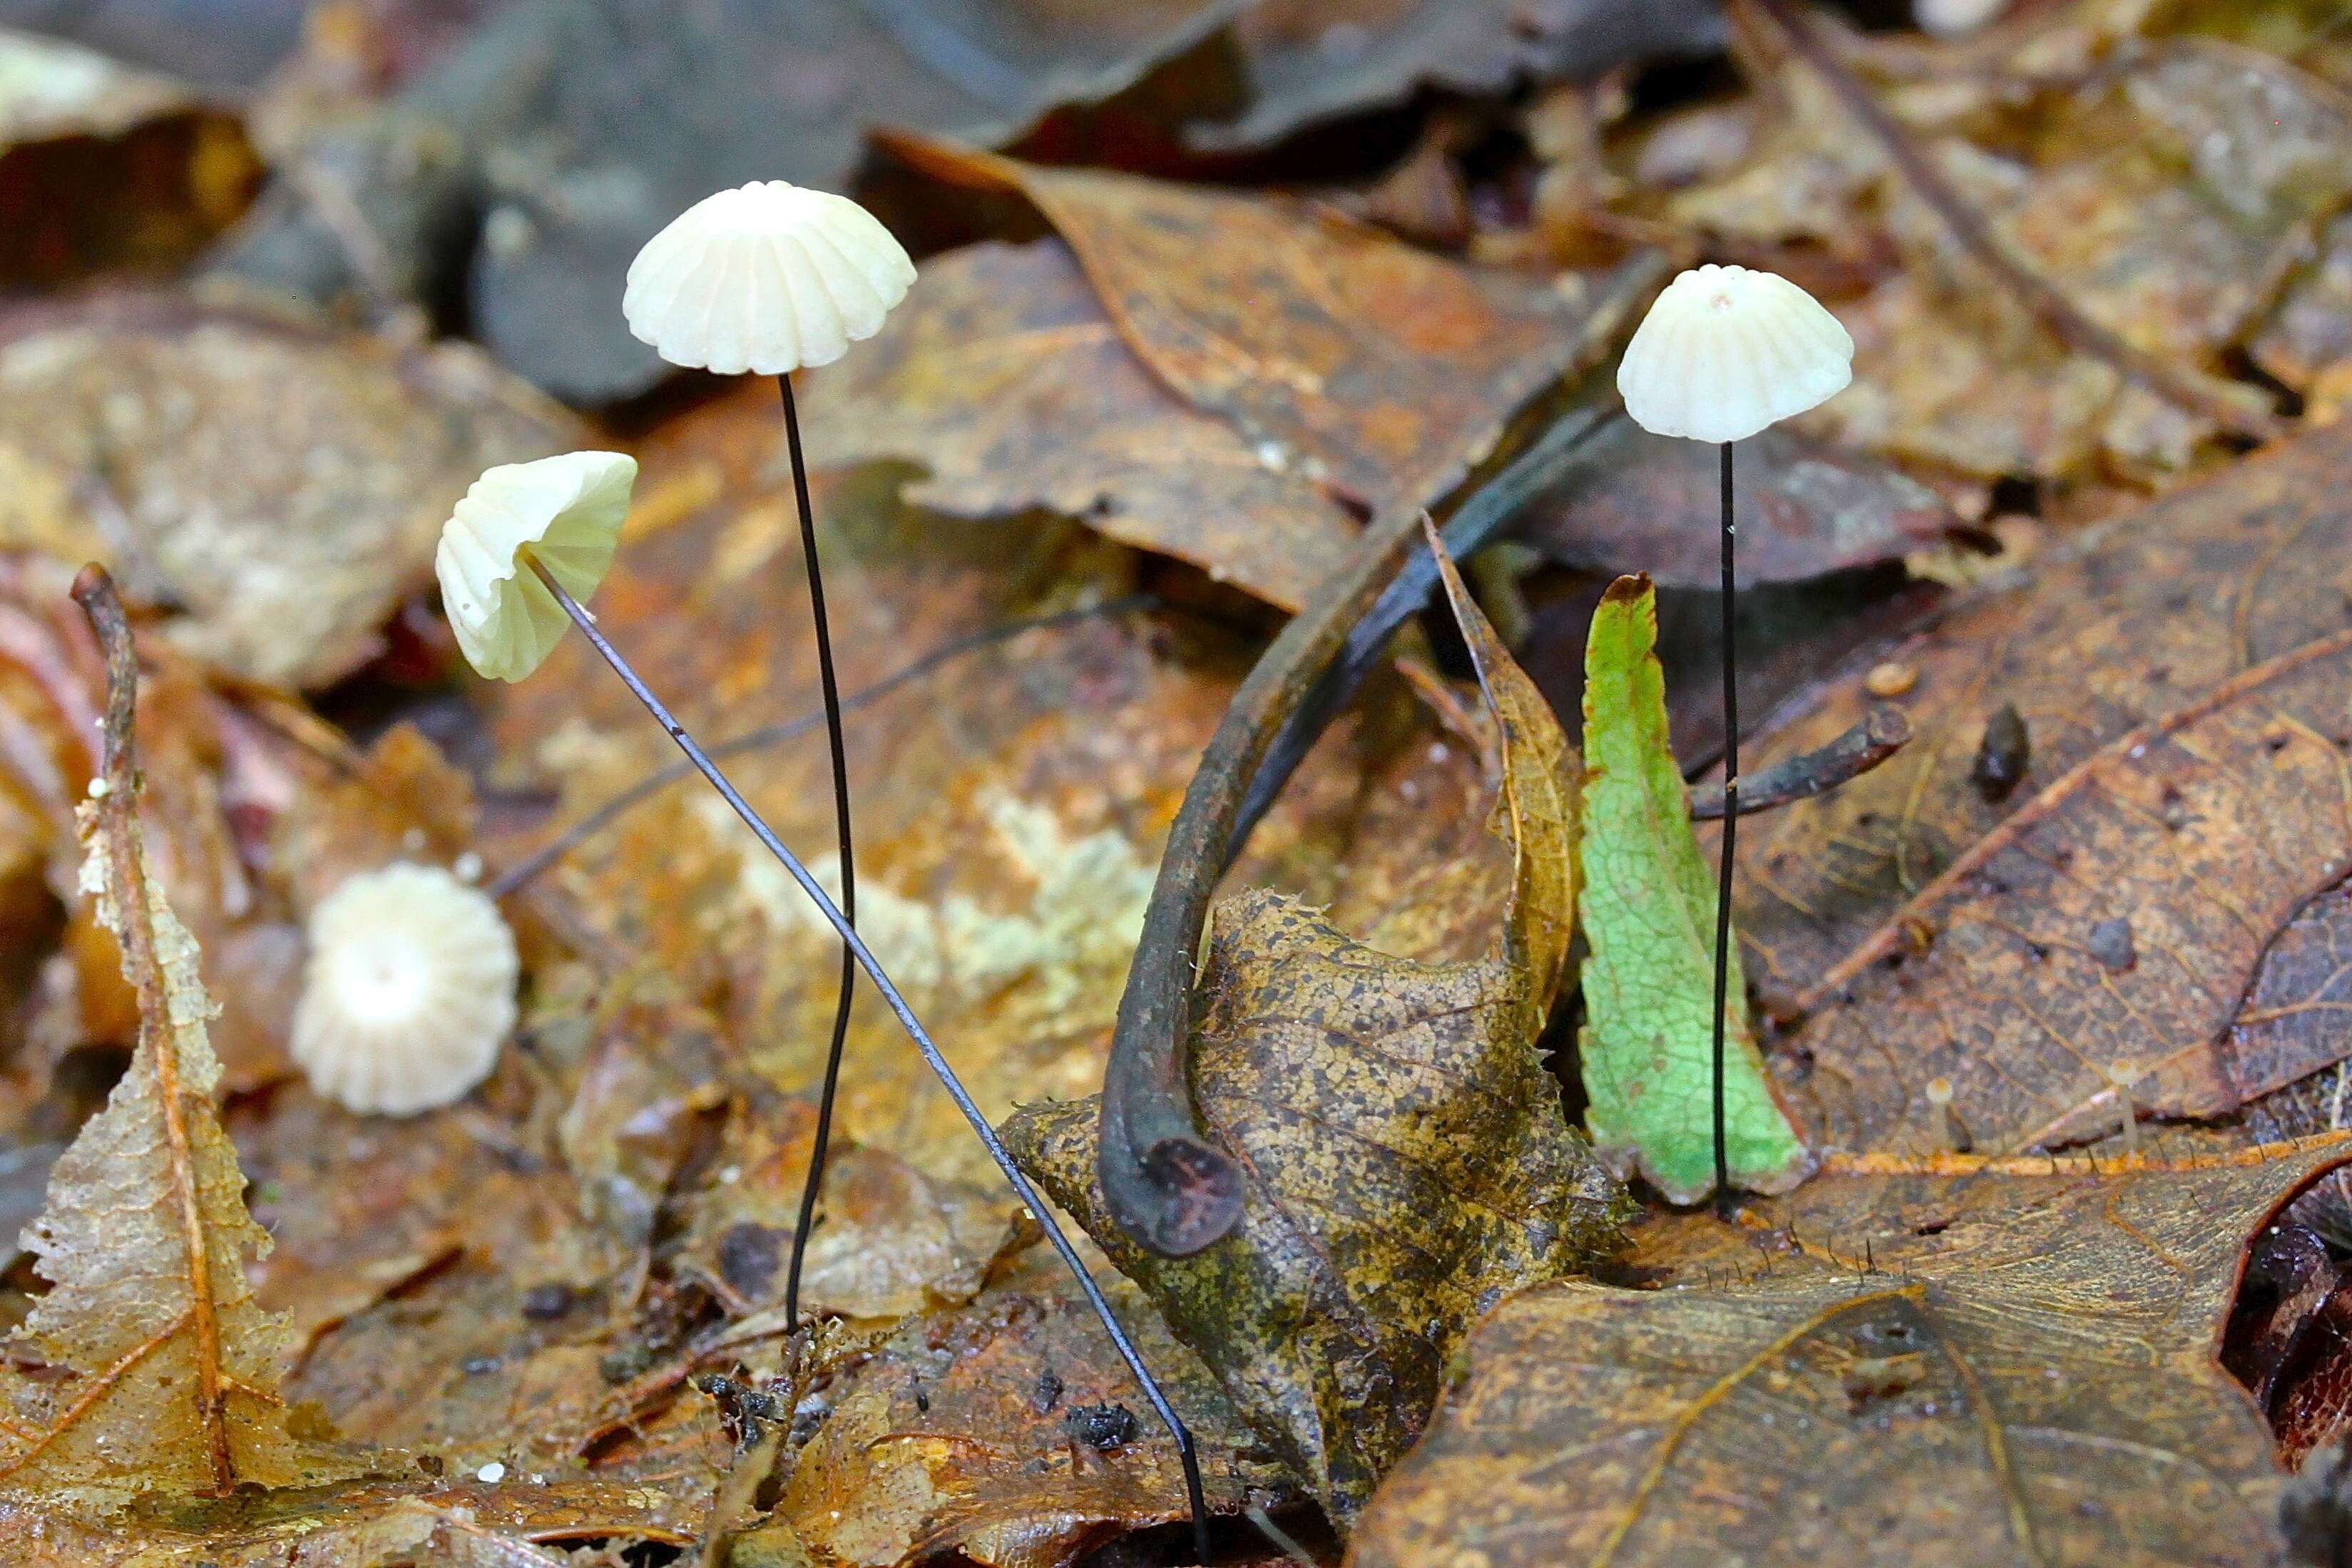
[622,180,916,376]
[290,863,519,1117]
[435,450,636,682]
[1616,264,1854,445]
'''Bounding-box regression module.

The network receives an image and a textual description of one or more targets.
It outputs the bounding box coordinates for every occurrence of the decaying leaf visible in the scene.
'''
[769,1254,1293,1568]
[0,575,364,1511]
[0,291,572,687]
[1722,419,2352,1156]
[1005,540,1627,1523]
[801,237,1358,612]
[880,133,1645,520]
[1516,413,1955,587]
[1351,1139,2352,1568]
[1579,575,1809,1201]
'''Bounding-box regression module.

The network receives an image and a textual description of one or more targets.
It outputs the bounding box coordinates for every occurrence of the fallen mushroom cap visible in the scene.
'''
[621,180,916,376]
[290,863,520,1117]
[1616,263,1854,445]
[435,450,636,682]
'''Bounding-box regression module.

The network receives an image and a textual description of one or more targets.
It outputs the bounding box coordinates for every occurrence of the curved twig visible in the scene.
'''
[1689,706,1913,820]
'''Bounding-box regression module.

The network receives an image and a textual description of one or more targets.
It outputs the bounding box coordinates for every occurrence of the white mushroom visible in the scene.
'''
[1616,262,1854,444]
[621,180,916,375]
[290,863,519,1116]
[434,450,636,682]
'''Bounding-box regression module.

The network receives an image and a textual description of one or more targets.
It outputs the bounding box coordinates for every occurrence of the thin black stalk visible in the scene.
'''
[521,558,1212,1565]
[1712,441,1737,1207]
[777,374,856,1336]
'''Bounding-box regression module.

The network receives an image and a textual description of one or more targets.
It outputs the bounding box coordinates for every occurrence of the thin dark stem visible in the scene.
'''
[1713,441,1737,1207]
[484,597,1162,901]
[521,558,1211,1565]
[778,374,856,1336]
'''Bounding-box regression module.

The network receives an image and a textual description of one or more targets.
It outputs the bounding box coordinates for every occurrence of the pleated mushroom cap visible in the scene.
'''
[1616,264,1854,444]
[622,180,916,375]
[290,864,520,1117]
[434,450,636,682]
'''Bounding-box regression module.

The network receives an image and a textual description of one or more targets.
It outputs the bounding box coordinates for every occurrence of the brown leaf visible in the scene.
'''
[0,576,365,1511]
[800,238,1358,612]
[0,291,573,687]
[0,31,259,286]
[769,1256,1292,1568]
[1726,421,2352,1157]
[1351,1140,2352,1568]
[1004,545,1627,1524]
[1518,414,1955,587]
[881,133,1638,517]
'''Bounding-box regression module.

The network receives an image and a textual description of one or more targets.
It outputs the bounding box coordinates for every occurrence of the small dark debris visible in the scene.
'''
[1842,1353,1927,1413]
[1066,1402,1138,1451]
[1971,704,2030,802]
[1033,1365,1064,1413]
[461,1354,500,1375]
[2086,917,2137,972]
[717,1221,784,1300]
[520,1281,577,1321]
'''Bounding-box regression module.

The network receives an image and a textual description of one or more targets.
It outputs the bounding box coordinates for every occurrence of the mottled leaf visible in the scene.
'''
[1578,575,1809,1201]
[801,238,1357,611]
[0,608,364,1511]
[1005,541,1627,1524]
[768,1256,1292,1568]
[1352,1140,2352,1568]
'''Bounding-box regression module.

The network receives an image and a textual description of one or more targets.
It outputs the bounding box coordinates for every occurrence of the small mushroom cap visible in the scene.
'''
[290,863,519,1117]
[1616,264,1854,444]
[622,180,916,376]
[435,450,636,682]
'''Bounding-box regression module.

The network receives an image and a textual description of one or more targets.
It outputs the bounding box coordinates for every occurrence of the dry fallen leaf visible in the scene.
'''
[1351,1139,2352,1568]
[0,578,365,1512]
[0,291,572,687]
[1005,541,1627,1524]
[1722,420,2352,1157]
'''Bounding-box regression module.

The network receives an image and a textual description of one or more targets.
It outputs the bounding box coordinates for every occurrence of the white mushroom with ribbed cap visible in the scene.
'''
[1613,262,1852,1204]
[621,178,918,1336]
[290,863,519,1116]
[621,180,916,376]
[434,449,637,682]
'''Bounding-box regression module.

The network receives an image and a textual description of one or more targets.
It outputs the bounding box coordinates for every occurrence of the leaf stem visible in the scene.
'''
[777,374,856,1337]
[521,557,1212,1565]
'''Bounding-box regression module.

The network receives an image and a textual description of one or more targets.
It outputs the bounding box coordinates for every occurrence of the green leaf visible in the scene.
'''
[1577,573,1809,1203]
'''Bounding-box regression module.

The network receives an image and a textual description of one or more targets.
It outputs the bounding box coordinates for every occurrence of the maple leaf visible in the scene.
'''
[0,570,365,1512]
[1352,1139,2349,1568]
[1007,535,1629,1524]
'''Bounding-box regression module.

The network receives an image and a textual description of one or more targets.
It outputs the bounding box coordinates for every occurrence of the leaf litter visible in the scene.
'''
[4,1,2352,1562]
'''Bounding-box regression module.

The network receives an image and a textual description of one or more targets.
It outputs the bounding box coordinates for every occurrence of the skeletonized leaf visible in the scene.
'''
[1578,574,1809,1201]
[0,578,365,1510]
[1352,1139,2351,1568]
[1007,538,1627,1524]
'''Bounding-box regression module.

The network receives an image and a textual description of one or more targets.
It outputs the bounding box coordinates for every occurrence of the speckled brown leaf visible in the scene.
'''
[1003,546,1627,1525]
[0,654,365,1510]
[1722,419,2352,1157]
[768,1254,1294,1568]
[1352,1140,2352,1568]
[799,237,1357,612]
[880,134,1642,518]
[0,292,571,687]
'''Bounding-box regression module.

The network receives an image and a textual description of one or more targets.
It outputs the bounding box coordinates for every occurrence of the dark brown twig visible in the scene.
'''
[1749,0,2281,445]
[1689,706,1913,820]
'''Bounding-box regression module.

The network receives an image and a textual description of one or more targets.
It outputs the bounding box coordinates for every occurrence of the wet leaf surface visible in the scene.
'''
[1005,544,1627,1524]
[1351,1139,2352,1568]
[1578,575,1809,1201]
